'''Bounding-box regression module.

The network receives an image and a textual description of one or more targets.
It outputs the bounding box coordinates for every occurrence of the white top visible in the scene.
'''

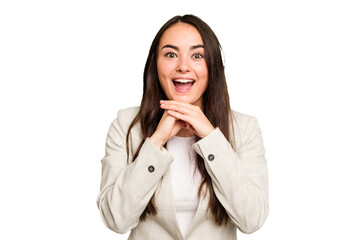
[166,135,202,237]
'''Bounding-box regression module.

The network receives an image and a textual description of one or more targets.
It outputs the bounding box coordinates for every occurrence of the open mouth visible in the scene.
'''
[172,79,195,92]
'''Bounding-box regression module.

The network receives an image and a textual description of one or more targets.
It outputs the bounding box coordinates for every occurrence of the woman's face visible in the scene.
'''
[157,23,208,108]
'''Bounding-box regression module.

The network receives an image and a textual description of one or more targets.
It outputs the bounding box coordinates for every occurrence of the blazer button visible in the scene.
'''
[148,165,155,173]
[208,154,215,161]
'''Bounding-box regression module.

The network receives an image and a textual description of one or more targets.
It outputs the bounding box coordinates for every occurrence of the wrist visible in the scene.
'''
[200,126,216,139]
[149,133,165,150]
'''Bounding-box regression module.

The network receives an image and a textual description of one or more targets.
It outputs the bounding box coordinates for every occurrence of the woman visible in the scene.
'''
[97,15,269,240]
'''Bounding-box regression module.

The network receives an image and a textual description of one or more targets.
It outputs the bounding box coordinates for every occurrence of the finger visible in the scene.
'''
[167,110,193,124]
[164,110,179,121]
[160,100,196,109]
[161,104,190,115]
[172,120,185,135]
[160,100,199,112]
[161,102,200,116]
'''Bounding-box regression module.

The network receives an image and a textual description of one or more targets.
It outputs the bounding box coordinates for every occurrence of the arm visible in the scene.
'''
[96,117,174,234]
[192,116,269,234]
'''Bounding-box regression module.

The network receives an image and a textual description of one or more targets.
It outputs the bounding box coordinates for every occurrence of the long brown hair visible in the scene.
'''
[125,14,233,226]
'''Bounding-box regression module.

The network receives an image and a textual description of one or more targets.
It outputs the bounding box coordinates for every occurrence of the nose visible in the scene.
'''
[176,57,190,73]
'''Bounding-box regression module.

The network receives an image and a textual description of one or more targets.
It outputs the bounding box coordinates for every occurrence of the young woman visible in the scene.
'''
[97,15,269,240]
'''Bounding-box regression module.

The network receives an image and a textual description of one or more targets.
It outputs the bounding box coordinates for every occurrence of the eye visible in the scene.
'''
[192,53,204,59]
[165,52,177,58]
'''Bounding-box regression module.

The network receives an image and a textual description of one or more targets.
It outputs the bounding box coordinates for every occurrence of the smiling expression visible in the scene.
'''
[157,23,209,108]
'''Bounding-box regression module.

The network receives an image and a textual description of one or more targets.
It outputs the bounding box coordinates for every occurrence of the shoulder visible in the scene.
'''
[230,109,259,128]
[116,106,140,120]
[230,109,262,148]
[109,106,140,135]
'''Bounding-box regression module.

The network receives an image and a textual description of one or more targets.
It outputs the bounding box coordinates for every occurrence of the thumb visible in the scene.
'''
[171,120,185,136]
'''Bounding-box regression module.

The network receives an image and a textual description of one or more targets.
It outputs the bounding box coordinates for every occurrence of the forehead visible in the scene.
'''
[159,23,204,47]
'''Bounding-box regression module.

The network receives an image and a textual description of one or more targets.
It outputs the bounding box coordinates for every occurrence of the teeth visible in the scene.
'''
[173,79,194,83]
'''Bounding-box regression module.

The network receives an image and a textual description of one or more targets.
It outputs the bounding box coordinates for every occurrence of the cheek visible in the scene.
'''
[201,64,209,79]
[157,61,165,78]
[158,76,171,97]
[157,62,166,85]
[157,59,174,78]
[157,62,173,96]
[194,64,208,86]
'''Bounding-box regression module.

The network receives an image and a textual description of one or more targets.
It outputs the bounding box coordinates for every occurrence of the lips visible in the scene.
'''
[172,78,195,92]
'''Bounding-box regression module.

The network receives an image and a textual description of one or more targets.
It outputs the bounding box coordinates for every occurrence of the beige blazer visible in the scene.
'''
[97,106,269,240]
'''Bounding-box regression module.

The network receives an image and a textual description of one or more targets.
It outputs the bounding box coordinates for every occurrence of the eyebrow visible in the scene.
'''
[161,44,179,51]
[190,44,205,50]
[161,44,205,51]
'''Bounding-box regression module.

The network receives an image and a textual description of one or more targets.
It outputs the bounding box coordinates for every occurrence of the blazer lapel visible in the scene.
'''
[155,167,210,240]
[129,121,210,239]
[185,185,209,238]
[155,167,184,239]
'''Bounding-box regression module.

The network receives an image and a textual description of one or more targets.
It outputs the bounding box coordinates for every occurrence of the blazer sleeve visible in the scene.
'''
[192,116,269,234]
[96,116,174,234]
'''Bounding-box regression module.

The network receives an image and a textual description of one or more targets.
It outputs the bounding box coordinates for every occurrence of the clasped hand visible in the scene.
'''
[149,100,215,149]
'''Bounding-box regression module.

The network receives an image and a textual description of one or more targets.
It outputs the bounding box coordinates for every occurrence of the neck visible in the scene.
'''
[176,128,195,137]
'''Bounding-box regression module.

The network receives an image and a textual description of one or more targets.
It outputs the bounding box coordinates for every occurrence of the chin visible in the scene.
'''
[172,95,193,103]
[175,96,202,107]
